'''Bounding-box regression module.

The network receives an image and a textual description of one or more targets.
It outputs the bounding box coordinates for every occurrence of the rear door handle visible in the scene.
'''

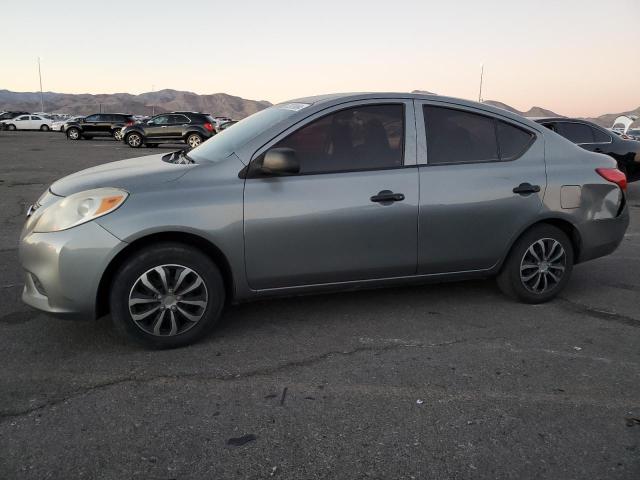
[513,183,541,195]
[370,190,405,203]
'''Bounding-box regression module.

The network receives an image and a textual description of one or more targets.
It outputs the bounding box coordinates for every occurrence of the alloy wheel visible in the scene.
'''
[128,264,209,337]
[519,238,566,294]
[128,133,141,147]
[187,134,202,148]
[68,128,79,139]
[114,129,123,141]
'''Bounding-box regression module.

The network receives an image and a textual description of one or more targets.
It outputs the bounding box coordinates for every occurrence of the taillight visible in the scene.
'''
[596,167,627,191]
[204,122,214,132]
[125,120,134,126]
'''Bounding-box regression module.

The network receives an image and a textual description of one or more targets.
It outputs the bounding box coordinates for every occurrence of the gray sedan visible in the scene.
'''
[19,93,629,348]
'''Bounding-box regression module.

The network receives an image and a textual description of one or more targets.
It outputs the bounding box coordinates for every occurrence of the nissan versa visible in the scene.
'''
[19,93,630,348]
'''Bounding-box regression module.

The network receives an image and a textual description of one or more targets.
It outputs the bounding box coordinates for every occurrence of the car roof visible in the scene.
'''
[282,92,545,129]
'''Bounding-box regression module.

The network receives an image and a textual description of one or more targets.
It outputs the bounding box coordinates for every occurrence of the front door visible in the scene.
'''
[415,102,547,274]
[243,102,419,290]
[145,115,171,139]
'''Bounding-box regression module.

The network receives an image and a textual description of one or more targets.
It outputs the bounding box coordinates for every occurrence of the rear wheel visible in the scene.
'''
[113,129,124,141]
[109,243,226,348]
[126,132,143,148]
[186,133,203,149]
[66,127,80,140]
[40,124,50,132]
[497,224,573,304]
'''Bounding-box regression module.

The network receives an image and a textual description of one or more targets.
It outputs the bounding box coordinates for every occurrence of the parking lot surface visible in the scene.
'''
[1,131,639,479]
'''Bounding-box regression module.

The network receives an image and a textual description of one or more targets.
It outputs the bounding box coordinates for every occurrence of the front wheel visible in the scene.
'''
[497,224,573,304]
[7,124,17,131]
[109,243,226,348]
[126,132,143,148]
[186,133,203,149]
[66,127,81,140]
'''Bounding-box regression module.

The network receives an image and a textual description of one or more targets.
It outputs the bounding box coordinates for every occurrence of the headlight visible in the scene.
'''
[33,188,128,233]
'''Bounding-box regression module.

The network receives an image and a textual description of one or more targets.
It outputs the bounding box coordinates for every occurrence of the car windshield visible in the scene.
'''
[188,104,309,162]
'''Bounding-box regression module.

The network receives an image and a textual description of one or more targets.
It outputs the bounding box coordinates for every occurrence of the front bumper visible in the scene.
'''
[20,221,125,319]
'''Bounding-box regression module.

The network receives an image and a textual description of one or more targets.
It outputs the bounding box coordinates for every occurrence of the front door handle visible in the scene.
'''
[513,183,541,195]
[370,190,405,203]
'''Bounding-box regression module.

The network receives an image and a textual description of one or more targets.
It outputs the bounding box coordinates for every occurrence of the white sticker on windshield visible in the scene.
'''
[277,103,311,112]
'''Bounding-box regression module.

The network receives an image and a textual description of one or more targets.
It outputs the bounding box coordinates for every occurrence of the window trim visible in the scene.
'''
[245,101,411,178]
[419,103,536,166]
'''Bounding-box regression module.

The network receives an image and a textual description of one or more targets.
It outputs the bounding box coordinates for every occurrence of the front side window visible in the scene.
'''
[152,115,170,125]
[557,122,594,144]
[271,104,404,174]
[423,106,534,164]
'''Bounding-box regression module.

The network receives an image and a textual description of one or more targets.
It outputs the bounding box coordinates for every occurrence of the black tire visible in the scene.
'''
[186,133,203,149]
[126,132,143,148]
[66,127,81,140]
[497,224,573,304]
[109,243,226,349]
[112,129,124,141]
[7,124,16,131]
[40,124,50,132]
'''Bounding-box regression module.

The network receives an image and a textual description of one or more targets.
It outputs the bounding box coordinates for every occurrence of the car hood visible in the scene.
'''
[49,153,194,196]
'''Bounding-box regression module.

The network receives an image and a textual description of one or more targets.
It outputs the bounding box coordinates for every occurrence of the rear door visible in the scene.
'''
[416,102,546,274]
[243,101,419,289]
[168,114,190,139]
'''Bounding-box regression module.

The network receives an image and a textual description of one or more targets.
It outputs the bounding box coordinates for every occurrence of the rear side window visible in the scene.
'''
[557,122,594,144]
[592,127,611,143]
[272,104,405,174]
[497,121,535,160]
[423,106,533,164]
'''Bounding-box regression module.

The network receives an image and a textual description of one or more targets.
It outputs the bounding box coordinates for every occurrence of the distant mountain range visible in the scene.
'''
[0,88,636,128]
[0,89,272,119]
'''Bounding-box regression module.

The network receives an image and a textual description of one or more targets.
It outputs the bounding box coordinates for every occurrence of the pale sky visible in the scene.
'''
[1,0,639,117]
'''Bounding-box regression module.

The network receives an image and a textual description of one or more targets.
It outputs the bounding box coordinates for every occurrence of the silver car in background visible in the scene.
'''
[20,93,629,348]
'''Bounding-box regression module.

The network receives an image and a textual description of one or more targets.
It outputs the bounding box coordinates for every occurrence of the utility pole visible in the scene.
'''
[478,63,484,103]
[37,57,44,112]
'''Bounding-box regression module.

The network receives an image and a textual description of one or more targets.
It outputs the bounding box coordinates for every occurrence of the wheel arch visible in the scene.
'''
[496,216,583,273]
[96,231,235,318]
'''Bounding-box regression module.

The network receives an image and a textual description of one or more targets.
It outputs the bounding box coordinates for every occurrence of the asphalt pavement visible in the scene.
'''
[0,131,639,479]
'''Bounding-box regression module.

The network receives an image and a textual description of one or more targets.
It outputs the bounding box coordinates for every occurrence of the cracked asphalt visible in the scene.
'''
[1,131,639,479]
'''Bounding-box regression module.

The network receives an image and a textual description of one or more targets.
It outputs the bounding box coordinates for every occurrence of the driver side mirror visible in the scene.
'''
[261,148,300,175]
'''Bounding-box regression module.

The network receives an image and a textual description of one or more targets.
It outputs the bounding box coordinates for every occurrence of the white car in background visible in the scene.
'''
[51,116,83,131]
[1,114,53,131]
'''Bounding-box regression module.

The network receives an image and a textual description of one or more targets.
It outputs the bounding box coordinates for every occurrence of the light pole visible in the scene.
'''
[478,63,484,103]
[37,57,44,112]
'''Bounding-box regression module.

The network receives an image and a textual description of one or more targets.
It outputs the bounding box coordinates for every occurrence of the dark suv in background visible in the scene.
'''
[120,112,216,148]
[534,117,640,181]
[0,111,30,121]
[64,113,134,141]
